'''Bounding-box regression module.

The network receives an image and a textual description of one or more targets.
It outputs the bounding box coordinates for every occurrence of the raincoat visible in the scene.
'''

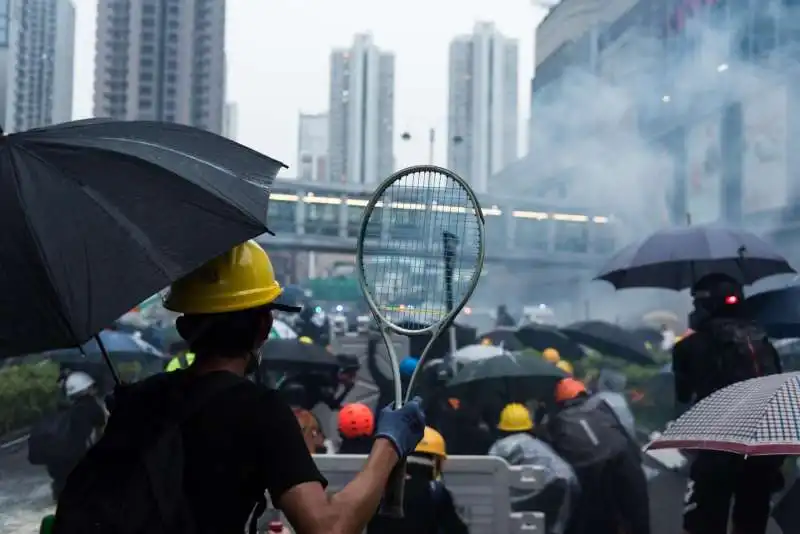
[589,369,636,441]
[489,433,579,534]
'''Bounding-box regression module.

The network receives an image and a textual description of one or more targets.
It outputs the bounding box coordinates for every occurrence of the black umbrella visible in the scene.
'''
[45,330,165,365]
[447,351,568,401]
[261,338,339,371]
[745,285,800,339]
[476,328,525,351]
[400,320,477,358]
[0,119,284,360]
[561,321,656,365]
[595,225,795,290]
[515,324,586,360]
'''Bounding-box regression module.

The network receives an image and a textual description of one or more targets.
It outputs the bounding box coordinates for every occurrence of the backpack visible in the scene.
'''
[53,373,252,534]
[546,401,630,469]
[709,319,779,388]
[28,409,81,465]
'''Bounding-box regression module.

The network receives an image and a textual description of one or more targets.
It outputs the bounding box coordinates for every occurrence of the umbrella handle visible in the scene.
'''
[95,334,122,385]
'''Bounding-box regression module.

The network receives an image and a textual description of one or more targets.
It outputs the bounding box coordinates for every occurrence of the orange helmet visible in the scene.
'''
[554,377,587,403]
[337,403,375,438]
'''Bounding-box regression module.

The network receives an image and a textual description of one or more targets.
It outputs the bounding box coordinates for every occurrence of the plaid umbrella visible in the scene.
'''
[647,372,800,455]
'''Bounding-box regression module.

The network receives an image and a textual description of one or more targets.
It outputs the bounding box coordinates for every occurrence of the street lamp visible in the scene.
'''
[400,129,464,165]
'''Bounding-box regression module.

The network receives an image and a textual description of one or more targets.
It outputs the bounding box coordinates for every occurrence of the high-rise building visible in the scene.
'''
[297,112,328,182]
[448,22,519,193]
[222,102,238,140]
[328,33,394,185]
[5,0,75,132]
[93,0,226,134]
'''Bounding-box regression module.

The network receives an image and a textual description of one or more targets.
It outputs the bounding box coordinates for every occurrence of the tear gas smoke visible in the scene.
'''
[502,4,800,324]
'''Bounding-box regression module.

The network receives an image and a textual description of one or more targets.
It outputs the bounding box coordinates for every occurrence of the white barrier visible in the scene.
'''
[311,454,546,534]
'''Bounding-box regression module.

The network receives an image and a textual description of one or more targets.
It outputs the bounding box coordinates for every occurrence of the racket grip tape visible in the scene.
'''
[379,458,407,518]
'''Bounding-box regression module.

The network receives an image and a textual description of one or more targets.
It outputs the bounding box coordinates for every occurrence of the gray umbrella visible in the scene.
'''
[595,225,794,290]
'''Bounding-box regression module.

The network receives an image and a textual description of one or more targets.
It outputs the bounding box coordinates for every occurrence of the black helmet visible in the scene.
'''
[691,273,744,316]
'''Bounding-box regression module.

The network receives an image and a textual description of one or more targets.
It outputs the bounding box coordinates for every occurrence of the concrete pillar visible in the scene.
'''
[295,191,306,235]
[338,196,348,238]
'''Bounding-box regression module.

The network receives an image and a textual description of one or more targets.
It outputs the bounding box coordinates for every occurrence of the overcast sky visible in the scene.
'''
[73,0,547,172]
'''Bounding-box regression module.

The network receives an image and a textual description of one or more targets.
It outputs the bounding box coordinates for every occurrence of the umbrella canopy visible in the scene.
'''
[561,321,655,365]
[399,320,477,359]
[453,344,507,362]
[447,351,568,400]
[270,319,298,339]
[745,285,800,339]
[641,310,682,331]
[139,324,185,353]
[0,119,285,359]
[261,338,339,371]
[647,372,800,455]
[595,225,794,290]
[46,330,164,365]
[475,329,525,351]
[515,324,586,360]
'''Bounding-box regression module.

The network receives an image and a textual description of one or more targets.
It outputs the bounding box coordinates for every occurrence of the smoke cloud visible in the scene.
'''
[511,4,798,324]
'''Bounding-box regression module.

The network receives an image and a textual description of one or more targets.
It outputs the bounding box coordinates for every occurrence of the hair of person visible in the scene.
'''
[175,308,267,358]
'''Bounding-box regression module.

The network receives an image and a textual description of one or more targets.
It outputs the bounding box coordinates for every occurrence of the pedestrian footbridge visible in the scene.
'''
[261,179,618,268]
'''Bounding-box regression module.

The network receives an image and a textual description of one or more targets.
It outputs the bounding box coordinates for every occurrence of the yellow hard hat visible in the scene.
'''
[165,240,297,315]
[542,347,560,363]
[299,336,313,344]
[498,403,533,432]
[556,360,574,375]
[414,426,446,458]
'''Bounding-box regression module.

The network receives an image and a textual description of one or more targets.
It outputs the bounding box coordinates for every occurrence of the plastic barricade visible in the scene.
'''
[310,454,547,534]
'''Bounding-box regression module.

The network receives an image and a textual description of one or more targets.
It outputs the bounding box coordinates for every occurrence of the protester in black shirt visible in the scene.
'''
[55,241,426,534]
[673,273,783,534]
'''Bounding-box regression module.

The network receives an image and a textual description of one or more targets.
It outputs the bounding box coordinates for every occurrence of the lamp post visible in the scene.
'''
[400,129,464,167]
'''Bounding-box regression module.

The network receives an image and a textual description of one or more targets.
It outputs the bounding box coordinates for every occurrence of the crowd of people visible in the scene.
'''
[21,240,791,534]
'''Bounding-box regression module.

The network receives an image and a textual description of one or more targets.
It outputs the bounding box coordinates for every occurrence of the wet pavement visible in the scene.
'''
[0,447,53,534]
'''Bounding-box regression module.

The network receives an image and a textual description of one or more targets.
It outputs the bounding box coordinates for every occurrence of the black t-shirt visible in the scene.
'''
[110,370,327,534]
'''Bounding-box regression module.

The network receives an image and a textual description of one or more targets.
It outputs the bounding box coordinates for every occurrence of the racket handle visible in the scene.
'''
[380,458,407,518]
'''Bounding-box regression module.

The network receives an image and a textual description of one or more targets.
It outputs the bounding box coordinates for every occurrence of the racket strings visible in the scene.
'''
[360,168,483,328]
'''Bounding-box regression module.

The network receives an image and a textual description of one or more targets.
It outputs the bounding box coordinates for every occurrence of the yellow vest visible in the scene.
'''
[166,352,195,372]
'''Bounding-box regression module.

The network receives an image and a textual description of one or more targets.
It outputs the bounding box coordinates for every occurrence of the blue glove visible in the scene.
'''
[375,396,426,458]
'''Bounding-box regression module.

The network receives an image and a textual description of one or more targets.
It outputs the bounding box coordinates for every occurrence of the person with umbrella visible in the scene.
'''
[28,371,108,501]
[54,240,427,534]
[672,273,784,534]
[277,347,360,411]
[489,403,579,534]
[541,378,650,534]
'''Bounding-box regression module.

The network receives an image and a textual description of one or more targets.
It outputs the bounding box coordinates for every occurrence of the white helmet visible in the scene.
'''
[65,371,95,397]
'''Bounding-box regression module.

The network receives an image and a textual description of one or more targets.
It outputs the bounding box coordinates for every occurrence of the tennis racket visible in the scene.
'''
[356,165,485,517]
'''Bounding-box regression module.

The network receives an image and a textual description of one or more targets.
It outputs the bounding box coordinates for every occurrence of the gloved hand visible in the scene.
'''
[375,396,426,458]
